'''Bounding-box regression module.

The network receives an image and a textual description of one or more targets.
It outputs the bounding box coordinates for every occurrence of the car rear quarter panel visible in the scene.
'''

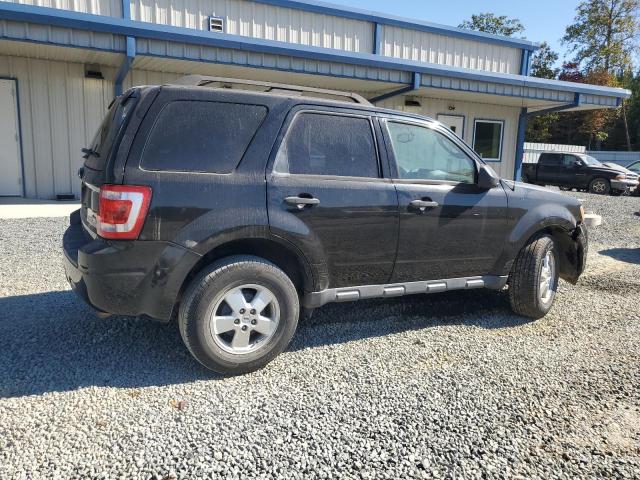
[122,88,291,252]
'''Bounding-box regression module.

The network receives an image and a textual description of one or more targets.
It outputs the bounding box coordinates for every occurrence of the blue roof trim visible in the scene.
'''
[0,3,630,100]
[251,0,540,51]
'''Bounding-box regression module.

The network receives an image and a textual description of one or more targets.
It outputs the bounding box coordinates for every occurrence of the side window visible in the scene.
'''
[386,121,476,184]
[141,101,267,173]
[562,154,579,167]
[275,112,379,178]
[539,154,560,166]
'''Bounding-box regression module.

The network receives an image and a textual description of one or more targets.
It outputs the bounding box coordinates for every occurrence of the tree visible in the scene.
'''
[562,0,639,73]
[530,42,560,79]
[458,13,525,37]
[580,69,622,149]
[545,64,622,149]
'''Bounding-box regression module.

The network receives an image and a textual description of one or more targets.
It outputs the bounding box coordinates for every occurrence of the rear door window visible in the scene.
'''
[141,101,267,173]
[275,112,380,178]
[539,153,560,166]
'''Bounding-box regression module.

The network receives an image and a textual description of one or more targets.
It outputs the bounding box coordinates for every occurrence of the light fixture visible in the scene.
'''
[84,64,104,80]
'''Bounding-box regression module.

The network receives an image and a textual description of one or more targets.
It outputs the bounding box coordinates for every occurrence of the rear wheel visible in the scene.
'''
[589,177,610,195]
[508,235,559,319]
[179,255,299,375]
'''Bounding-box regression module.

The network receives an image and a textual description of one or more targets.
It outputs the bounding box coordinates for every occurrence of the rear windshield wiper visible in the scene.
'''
[81,147,100,159]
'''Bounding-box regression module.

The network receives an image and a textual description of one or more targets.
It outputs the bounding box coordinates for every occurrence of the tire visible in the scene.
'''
[589,177,610,195]
[508,235,559,319]
[179,255,299,375]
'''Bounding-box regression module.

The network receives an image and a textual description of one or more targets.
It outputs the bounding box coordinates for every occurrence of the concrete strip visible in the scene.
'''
[0,198,79,219]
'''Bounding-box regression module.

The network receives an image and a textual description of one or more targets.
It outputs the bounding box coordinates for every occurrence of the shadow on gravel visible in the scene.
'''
[0,288,530,398]
[599,247,640,265]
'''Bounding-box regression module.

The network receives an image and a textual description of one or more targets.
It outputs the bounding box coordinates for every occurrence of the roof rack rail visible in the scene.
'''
[171,75,371,105]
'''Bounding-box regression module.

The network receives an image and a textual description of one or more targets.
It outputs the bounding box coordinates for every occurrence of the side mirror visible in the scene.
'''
[574,160,582,167]
[477,164,500,190]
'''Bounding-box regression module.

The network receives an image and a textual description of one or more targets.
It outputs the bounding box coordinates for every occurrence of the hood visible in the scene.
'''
[590,166,624,175]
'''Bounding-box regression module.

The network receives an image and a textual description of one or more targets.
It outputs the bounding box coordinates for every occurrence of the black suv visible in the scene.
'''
[64,76,588,374]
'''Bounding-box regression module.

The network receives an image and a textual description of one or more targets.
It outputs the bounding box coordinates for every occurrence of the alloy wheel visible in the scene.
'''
[209,284,280,355]
[539,250,555,304]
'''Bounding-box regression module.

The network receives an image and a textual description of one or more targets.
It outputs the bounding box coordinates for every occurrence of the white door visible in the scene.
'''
[0,79,23,196]
[437,114,465,139]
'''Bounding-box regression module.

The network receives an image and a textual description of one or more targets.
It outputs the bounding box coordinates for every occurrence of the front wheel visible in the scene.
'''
[179,255,299,375]
[508,235,559,319]
[589,177,610,195]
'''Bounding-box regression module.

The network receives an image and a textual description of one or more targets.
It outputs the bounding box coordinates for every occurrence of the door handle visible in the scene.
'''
[409,199,439,212]
[284,196,320,209]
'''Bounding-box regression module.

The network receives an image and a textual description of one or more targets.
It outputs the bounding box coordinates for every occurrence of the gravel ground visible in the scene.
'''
[1,192,639,479]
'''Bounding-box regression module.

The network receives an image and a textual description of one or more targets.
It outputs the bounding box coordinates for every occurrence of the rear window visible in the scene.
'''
[140,100,267,173]
[85,94,137,170]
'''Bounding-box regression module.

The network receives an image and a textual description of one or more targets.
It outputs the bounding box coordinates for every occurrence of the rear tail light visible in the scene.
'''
[97,185,152,240]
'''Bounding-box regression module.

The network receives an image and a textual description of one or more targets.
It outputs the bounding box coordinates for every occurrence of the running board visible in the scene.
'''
[303,275,508,308]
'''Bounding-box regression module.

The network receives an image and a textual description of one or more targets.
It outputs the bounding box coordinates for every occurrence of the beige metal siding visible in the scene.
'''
[1,0,122,17]
[0,19,127,52]
[129,0,373,53]
[133,39,409,84]
[380,25,521,74]
[0,55,115,198]
[378,96,520,179]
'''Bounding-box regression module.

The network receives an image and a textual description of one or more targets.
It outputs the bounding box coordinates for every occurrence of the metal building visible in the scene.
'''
[0,0,631,199]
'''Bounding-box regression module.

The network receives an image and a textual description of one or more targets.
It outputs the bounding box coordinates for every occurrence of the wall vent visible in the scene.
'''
[208,16,224,33]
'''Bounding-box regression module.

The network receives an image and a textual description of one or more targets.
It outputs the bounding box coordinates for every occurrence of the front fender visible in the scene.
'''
[493,184,582,277]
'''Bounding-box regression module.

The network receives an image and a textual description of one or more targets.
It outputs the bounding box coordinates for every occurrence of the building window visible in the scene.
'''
[473,120,504,162]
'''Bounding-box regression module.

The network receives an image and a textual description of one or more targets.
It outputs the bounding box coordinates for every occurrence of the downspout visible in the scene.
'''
[115,0,135,97]
[114,36,135,97]
[514,49,531,180]
[514,108,528,181]
[369,72,422,104]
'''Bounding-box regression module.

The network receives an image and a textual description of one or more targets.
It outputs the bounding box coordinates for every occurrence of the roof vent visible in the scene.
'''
[208,16,224,33]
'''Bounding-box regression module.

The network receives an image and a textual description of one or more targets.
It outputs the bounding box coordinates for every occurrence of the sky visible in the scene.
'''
[337,0,582,66]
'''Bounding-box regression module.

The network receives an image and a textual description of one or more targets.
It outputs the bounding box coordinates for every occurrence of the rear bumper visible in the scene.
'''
[63,210,201,321]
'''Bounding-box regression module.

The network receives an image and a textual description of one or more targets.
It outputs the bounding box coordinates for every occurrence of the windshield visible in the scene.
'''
[84,94,137,170]
[580,155,603,167]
